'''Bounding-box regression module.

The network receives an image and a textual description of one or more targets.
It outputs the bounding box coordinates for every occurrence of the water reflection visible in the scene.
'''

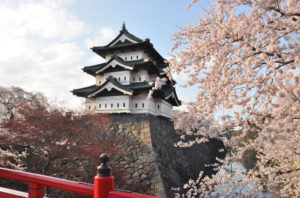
[211,162,274,198]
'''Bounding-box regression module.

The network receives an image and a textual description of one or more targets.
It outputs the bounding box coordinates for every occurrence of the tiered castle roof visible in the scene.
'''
[72,24,181,110]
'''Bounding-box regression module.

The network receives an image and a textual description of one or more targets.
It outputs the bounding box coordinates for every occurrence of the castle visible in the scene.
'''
[71,25,225,197]
[72,24,181,119]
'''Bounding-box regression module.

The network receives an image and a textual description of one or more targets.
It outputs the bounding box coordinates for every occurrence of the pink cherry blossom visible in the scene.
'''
[169,0,300,197]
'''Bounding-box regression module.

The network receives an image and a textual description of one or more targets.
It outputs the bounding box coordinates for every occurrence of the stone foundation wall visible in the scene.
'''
[107,114,225,197]
[108,114,166,197]
[148,115,225,197]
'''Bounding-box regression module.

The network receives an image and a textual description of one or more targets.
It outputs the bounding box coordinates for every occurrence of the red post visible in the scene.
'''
[94,153,114,198]
[28,183,44,198]
[94,176,114,198]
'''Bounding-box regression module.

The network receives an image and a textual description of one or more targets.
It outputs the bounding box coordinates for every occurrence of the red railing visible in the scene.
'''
[0,154,159,198]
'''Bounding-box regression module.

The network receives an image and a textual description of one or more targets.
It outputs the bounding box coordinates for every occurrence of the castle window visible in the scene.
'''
[99,80,101,84]
[123,102,125,107]
[139,77,141,81]
[133,77,135,82]
[99,104,101,108]
[136,55,139,59]
[88,105,91,110]
[105,104,107,108]
[117,103,119,108]
[124,76,126,80]
[157,104,160,109]
[111,104,113,108]
[142,103,144,108]
[131,56,133,60]
[118,77,120,81]
[125,57,127,61]
[135,103,138,108]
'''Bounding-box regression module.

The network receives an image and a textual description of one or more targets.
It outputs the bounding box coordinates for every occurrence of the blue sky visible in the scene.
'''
[0,0,208,110]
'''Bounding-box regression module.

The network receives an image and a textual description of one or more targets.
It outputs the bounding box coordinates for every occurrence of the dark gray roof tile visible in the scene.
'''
[71,85,99,97]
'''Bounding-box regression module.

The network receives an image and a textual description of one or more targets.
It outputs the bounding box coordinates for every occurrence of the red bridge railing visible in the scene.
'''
[0,153,159,198]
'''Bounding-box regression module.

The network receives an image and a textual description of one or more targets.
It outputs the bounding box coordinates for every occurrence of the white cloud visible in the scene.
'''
[85,27,115,48]
[0,0,86,40]
[84,26,115,64]
[100,27,115,40]
[0,0,94,109]
[87,55,106,65]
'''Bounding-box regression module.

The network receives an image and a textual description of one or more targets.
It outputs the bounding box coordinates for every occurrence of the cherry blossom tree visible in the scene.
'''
[168,0,300,197]
[0,94,128,194]
[0,86,34,120]
[173,110,222,146]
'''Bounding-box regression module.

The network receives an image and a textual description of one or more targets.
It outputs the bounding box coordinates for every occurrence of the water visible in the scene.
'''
[211,162,274,198]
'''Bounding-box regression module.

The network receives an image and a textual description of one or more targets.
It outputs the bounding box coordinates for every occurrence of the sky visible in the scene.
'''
[0,0,209,110]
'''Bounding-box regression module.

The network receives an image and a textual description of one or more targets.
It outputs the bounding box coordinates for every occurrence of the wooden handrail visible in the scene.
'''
[0,153,160,198]
[0,167,93,196]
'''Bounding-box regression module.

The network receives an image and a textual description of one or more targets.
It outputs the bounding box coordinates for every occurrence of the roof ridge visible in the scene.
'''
[101,23,143,48]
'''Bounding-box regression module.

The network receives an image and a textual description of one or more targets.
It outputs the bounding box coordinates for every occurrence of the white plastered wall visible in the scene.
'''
[131,70,156,82]
[85,98,97,111]
[96,70,155,86]
[96,71,131,85]
[85,92,173,119]
[130,93,173,118]
[94,95,131,113]
[106,50,149,62]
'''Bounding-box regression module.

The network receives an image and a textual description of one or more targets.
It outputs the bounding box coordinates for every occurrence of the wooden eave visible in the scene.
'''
[91,41,164,64]
[71,85,99,97]
[165,90,181,106]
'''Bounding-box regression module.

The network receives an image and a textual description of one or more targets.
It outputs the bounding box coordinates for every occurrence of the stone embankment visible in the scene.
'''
[107,114,225,197]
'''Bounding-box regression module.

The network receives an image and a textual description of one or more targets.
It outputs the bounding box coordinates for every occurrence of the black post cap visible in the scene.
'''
[97,153,112,177]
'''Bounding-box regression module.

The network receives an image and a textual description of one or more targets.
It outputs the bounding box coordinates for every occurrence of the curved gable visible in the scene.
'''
[108,33,139,47]
[95,56,133,74]
[105,24,143,47]
[88,79,133,98]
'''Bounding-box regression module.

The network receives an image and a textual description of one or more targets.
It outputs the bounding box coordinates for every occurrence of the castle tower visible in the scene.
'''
[71,24,225,197]
[72,24,181,119]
